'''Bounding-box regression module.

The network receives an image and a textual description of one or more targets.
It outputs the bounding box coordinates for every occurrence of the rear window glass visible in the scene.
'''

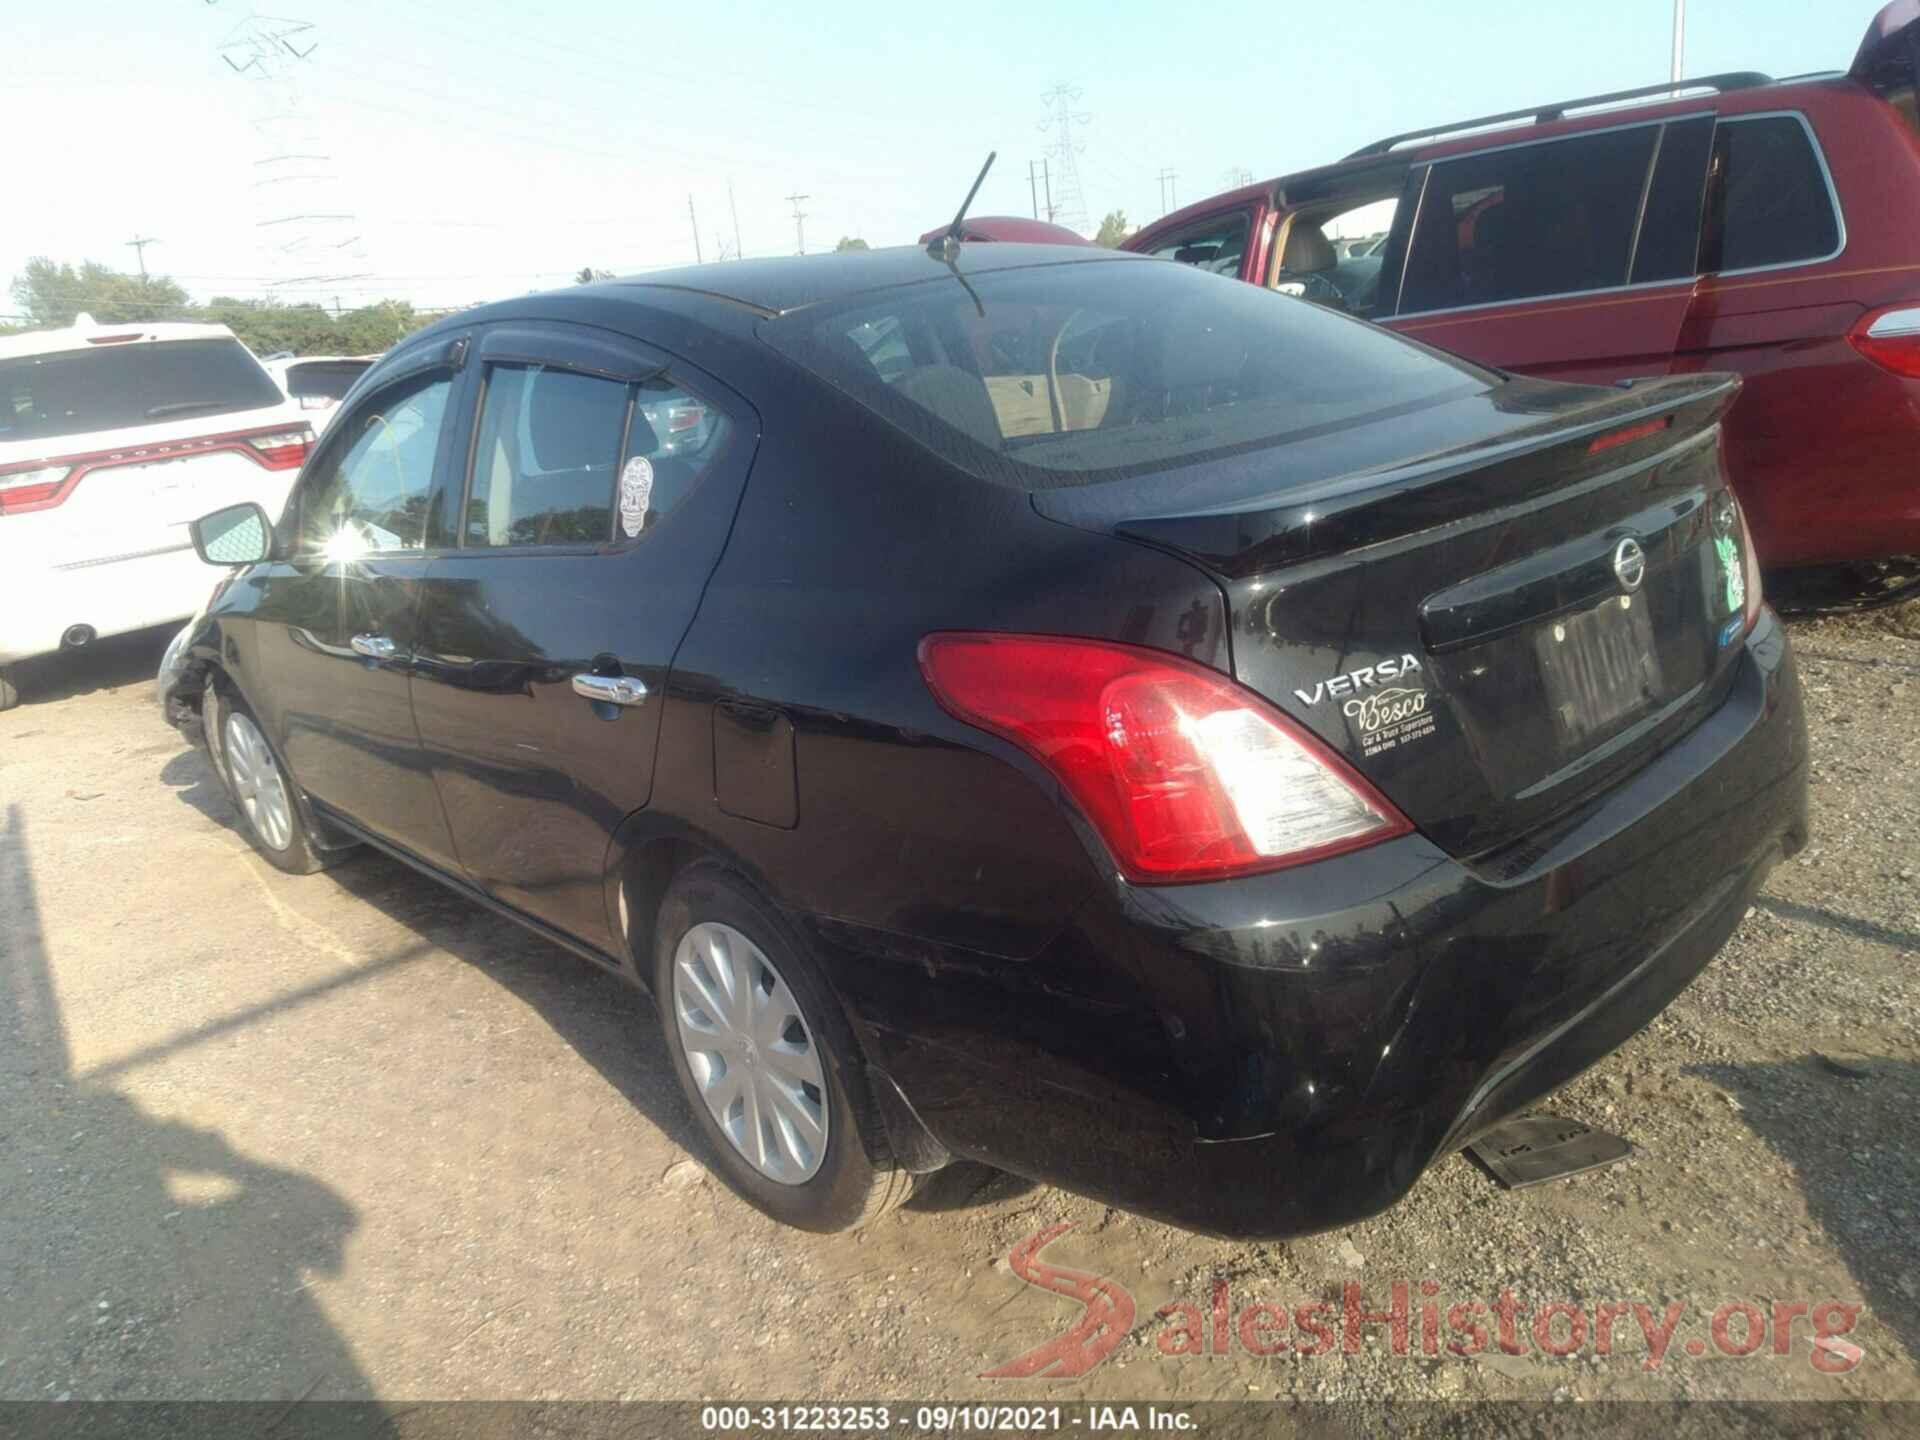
[286,360,372,405]
[761,259,1487,488]
[0,338,284,444]
[1399,126,1658,313]
[1710,116,1840,272]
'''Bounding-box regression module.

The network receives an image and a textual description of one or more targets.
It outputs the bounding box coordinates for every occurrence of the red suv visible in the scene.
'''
[1122,2,1920,571]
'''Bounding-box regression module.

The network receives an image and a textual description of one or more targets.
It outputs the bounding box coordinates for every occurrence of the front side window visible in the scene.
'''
[762,258,1489,488]
[465,363,729,548]
[1142,212,1252,277]
[1706,116,1840,272]
[297,372,453,557]
[1399,126,1659,313]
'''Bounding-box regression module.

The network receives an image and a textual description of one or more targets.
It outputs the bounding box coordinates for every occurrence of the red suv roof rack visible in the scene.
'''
[1345,71,1775,158]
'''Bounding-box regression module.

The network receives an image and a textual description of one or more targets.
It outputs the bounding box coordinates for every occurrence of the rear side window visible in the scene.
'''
[1141,212,1252,277]
[0,338,284,444]
[761,259,1488,488]
[1399,126,1658,313]
[285,360,371,406]
[465,363,727,548]
[1705,116,1841,272]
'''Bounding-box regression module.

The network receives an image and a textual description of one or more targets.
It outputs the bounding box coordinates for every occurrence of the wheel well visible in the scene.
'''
[617,836,706,981]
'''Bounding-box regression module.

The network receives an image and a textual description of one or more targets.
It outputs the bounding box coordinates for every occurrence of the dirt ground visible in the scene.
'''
[1,602,1916,1410]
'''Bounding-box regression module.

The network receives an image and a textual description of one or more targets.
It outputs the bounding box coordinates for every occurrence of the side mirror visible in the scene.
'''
[190,502,274,566]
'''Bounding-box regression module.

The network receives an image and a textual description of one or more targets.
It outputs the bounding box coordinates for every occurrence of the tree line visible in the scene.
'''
[4,258,444,356]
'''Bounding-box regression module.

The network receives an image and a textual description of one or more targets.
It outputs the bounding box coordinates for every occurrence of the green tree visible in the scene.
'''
[1093,211,1130,249]
[8,257,190,327]
[833,236,870,252]
[575,267,613,284]
[201,297,338,357]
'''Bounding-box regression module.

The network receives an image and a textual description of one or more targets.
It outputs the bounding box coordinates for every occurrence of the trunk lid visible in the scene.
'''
[1033,373,1747,859]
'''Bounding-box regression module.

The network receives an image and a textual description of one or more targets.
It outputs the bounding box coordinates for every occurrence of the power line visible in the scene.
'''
[1037,85,1090,234]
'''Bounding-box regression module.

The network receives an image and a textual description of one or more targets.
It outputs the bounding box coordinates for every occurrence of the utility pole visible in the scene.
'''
[1157,168,1178,216]
[1028,160,1041,220]
[1042,159,1055,223]
[729,180,743,261]
[786,193,810,255]
[126,236,159,280]
[689,194,703,263]
[1670,0,1686,82]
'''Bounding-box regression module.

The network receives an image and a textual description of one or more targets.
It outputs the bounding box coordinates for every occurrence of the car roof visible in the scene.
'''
[602,242,1147,318]
[0,316,244,362]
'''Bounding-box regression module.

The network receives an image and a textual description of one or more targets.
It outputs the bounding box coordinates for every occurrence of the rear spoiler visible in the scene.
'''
[1105,375,1741,579]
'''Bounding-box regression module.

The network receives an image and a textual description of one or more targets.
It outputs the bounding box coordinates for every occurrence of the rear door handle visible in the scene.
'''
[571,673,648,707]
[350,634,398,660]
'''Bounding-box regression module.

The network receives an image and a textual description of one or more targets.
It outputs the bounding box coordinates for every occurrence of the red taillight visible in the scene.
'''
[243,428,313,470]
[1848,303,1920,378]
[0,464,75,515]
[919,633,1413,884]
[1586,416,1671,454]
[85,332,145,345]
[1736,497,1764,630]
[666,405,705,433]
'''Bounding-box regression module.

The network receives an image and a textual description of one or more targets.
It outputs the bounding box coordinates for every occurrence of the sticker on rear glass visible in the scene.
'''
[1343,686,1435,759]
[619,456,655,538]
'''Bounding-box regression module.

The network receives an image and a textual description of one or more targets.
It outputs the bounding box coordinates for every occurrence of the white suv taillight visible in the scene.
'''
[0,465,75,516]
[919,633,1413,884]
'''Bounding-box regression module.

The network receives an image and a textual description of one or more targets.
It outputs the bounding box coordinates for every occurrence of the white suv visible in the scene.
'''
[0,316,313,709]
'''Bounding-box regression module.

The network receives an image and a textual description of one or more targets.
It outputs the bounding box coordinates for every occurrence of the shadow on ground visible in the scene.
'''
[157,739,1029,1219]
[1690,1054,1920,1366]
[6,625,177,711]
[0,802,372,1402]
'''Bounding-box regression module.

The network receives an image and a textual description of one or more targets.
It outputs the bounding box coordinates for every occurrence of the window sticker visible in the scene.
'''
[619,455,655,538]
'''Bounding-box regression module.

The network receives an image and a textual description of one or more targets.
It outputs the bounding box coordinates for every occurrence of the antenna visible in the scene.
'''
[930,151,997,262]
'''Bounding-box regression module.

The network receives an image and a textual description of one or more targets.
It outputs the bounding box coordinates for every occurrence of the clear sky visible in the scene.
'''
[4,0,1877,316]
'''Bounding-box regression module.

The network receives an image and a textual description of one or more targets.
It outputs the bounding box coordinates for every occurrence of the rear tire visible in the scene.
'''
[204,685,338,876]
[0,666,17,712]
[653,863,914,1232]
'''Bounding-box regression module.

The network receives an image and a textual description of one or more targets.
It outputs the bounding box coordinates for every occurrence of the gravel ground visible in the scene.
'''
[0,603,1914,1411]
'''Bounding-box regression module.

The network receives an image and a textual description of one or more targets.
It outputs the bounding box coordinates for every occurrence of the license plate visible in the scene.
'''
[1534,595,1663,749]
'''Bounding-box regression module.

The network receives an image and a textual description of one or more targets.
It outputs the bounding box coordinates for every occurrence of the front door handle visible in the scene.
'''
[571,673,648,707]
[350,633,398,660]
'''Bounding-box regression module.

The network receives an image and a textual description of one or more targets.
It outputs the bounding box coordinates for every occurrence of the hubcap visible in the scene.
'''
[223,711,294,853]
[672,922,828,1184]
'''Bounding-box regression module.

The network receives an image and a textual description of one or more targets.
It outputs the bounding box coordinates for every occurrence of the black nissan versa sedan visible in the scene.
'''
[157,242,1808,1238]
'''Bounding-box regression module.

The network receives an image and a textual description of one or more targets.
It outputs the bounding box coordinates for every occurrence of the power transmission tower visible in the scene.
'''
[217,13,369,294]
[125,236,159,280]
[1223,167,1254,188]
[1158,168,1178,216]
[785,193,810,255]
[1037,85,1089,234]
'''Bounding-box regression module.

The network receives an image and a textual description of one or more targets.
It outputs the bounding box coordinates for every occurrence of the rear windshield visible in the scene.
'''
[761,259,1488,488]
[0,337,285,444]
[286,360,372,404]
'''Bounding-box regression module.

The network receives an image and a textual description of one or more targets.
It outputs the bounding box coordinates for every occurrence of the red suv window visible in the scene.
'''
[1399,126,1659,313]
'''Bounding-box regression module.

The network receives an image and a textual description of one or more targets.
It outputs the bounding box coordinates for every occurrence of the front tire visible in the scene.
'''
[654,863,913,1232]
[205,686,331,876]
[0,666,18,712]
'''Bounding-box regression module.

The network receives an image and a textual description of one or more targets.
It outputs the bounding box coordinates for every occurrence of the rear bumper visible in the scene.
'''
[824,609,1808,1237]
[0,541,208,663]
